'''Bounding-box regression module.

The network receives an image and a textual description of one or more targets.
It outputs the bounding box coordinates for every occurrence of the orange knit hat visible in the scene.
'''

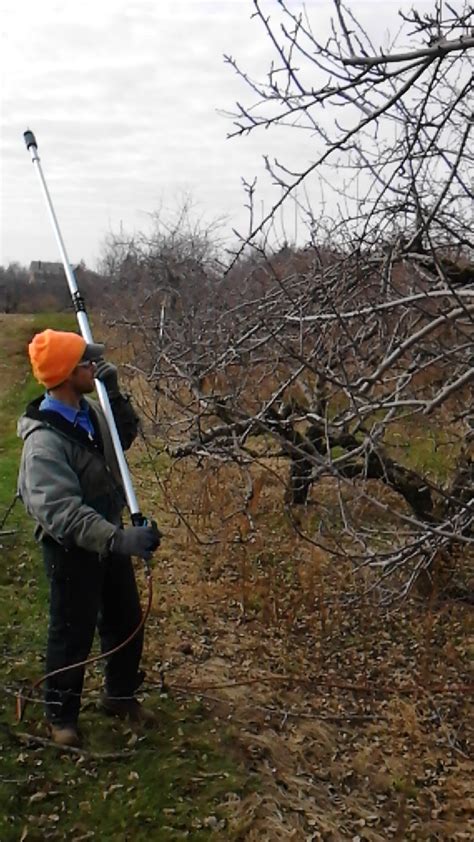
[28,329,87,389]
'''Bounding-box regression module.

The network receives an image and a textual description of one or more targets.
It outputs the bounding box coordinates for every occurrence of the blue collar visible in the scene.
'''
[39,394,95,438]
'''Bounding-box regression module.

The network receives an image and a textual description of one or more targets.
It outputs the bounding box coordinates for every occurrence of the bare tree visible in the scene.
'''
[225,0,473,262]
[100,201,225,316]
[104,2,473,603]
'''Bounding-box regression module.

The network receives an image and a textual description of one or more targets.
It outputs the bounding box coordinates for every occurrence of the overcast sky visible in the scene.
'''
[1,0,435,269]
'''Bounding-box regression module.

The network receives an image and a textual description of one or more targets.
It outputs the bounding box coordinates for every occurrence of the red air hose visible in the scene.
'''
[16,569,153,723]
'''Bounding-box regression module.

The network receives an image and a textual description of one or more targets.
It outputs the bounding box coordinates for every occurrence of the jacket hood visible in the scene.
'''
[17,397,47,441]
[17,414,46,441]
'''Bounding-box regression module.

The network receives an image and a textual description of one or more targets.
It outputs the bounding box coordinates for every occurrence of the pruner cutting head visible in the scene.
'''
[23,129,38,150]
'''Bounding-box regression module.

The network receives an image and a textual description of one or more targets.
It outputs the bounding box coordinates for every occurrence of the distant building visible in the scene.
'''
[29,261,83,284]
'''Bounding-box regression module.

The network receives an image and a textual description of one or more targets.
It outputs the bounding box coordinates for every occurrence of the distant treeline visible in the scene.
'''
[0,262,109,313]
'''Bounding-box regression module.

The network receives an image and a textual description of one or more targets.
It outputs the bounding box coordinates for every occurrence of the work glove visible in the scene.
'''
[94,358,120,398]
[111,521,162,561]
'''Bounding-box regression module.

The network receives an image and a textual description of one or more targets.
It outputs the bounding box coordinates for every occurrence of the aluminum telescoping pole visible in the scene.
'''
[23,129,143,526]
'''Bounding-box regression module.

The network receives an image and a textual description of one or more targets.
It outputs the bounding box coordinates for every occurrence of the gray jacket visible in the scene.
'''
[17,394,139,555]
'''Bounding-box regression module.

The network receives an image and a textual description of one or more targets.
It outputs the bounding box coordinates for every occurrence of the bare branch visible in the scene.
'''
[342,35,474,66]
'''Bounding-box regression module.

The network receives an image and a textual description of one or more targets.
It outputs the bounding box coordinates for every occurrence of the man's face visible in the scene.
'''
[68,359,96,394]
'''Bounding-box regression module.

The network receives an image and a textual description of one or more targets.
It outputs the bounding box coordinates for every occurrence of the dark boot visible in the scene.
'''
[48,723,81,747]
[100,695,157,727]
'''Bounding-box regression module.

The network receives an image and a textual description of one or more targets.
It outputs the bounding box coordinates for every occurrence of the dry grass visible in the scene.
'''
[124,438,474,841]
[0,314,36,392]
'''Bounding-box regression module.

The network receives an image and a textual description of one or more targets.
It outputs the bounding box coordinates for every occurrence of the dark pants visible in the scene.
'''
[42,537,144,725]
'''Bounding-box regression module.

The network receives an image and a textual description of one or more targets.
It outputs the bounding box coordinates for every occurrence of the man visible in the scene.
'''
[17,328,161,747]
